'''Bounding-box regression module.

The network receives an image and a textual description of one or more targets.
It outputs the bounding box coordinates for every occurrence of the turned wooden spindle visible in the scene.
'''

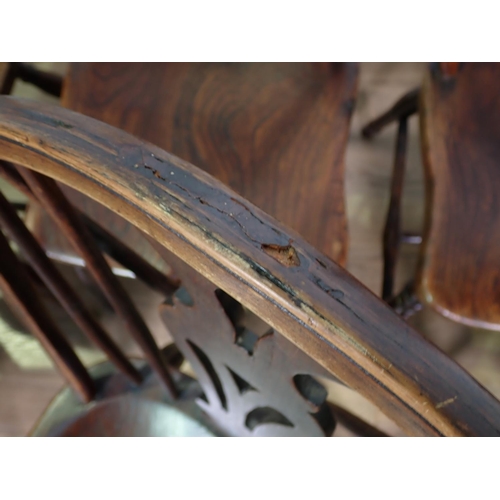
[0,189,143,384]
[16,167,178,398]
[0,160,179,297]
[0,228,95,402]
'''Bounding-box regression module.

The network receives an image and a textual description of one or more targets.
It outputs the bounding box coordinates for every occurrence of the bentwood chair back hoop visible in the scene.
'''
[0,96,499,436]
[362,63,500,331]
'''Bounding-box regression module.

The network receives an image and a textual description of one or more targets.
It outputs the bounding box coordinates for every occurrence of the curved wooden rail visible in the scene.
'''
[0,96,499,436]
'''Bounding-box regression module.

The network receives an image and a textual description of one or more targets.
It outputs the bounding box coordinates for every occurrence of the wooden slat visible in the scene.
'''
[62,63,358,265]
[0,189,142,384]
[382,117,408,301]
[81,213,180,296]
[16,167,178,398]
[419,63,500,330]
[0,159,178,295]
[0,227,95,402]
[0,160,30,196]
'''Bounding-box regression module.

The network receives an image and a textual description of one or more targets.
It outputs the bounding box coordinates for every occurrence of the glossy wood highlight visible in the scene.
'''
[419,63,500,330]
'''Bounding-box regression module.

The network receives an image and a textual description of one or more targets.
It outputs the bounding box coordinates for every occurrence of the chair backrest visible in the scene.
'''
[62,62,358,264]
[419,63,500,330]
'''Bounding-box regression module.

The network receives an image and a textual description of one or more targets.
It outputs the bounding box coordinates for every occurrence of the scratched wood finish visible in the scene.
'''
[419,63,500,330]
[0,159,177,290]
[62,62,358,264]
[1,98,500,435]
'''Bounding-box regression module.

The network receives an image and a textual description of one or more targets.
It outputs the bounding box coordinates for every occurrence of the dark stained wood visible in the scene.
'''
[382,117,408,301]
[389,282,422,320]
[418,63,500,330]
[81,212,180,295]
[0,159,177,293]
[0,160,31,196]
[1,97,500,435]
[0,63,63,97]
[16,167,178,398]
[62,62,358,265]
[156,247,336,436]
[0,225,95,402]
[13,63,63,97]
[0,189,142,384]
[0,63,15,95]
[0,63,8,89]
[362,88,419,139]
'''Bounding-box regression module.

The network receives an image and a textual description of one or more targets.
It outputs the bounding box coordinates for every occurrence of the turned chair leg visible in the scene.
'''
[362,88,419,139]
[381,118,423,320]
[382,117,408,301]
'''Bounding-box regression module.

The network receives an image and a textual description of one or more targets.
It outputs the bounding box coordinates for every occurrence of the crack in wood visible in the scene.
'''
[261,243,300,267]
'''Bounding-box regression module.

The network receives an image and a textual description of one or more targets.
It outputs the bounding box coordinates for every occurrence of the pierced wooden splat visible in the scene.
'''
[157,247,336,436]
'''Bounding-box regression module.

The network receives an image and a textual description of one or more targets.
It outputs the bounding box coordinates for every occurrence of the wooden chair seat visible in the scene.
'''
[419,63,500,330]
[60,63,358,265]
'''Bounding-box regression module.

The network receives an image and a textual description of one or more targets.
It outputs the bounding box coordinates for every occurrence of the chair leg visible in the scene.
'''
[1,63,63,97]
[382,116,408,301]
[13,63,63,97]
[362,88,419,139]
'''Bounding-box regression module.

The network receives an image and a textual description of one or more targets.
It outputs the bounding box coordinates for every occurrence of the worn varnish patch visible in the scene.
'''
[261,243,300,267]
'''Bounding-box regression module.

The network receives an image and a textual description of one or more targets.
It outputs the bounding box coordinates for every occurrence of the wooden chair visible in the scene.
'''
[0,62,63,97]
[362,63,500,331]
[0,64,500,436]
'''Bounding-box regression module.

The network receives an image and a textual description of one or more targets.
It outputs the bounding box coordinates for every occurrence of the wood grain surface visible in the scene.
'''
[1,97,500,435]
[0,63,10,93]
[62,63,358,264]
[419,63,500,330]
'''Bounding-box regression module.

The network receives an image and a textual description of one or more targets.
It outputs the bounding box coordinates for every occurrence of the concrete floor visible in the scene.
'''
[1,62,499,436]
